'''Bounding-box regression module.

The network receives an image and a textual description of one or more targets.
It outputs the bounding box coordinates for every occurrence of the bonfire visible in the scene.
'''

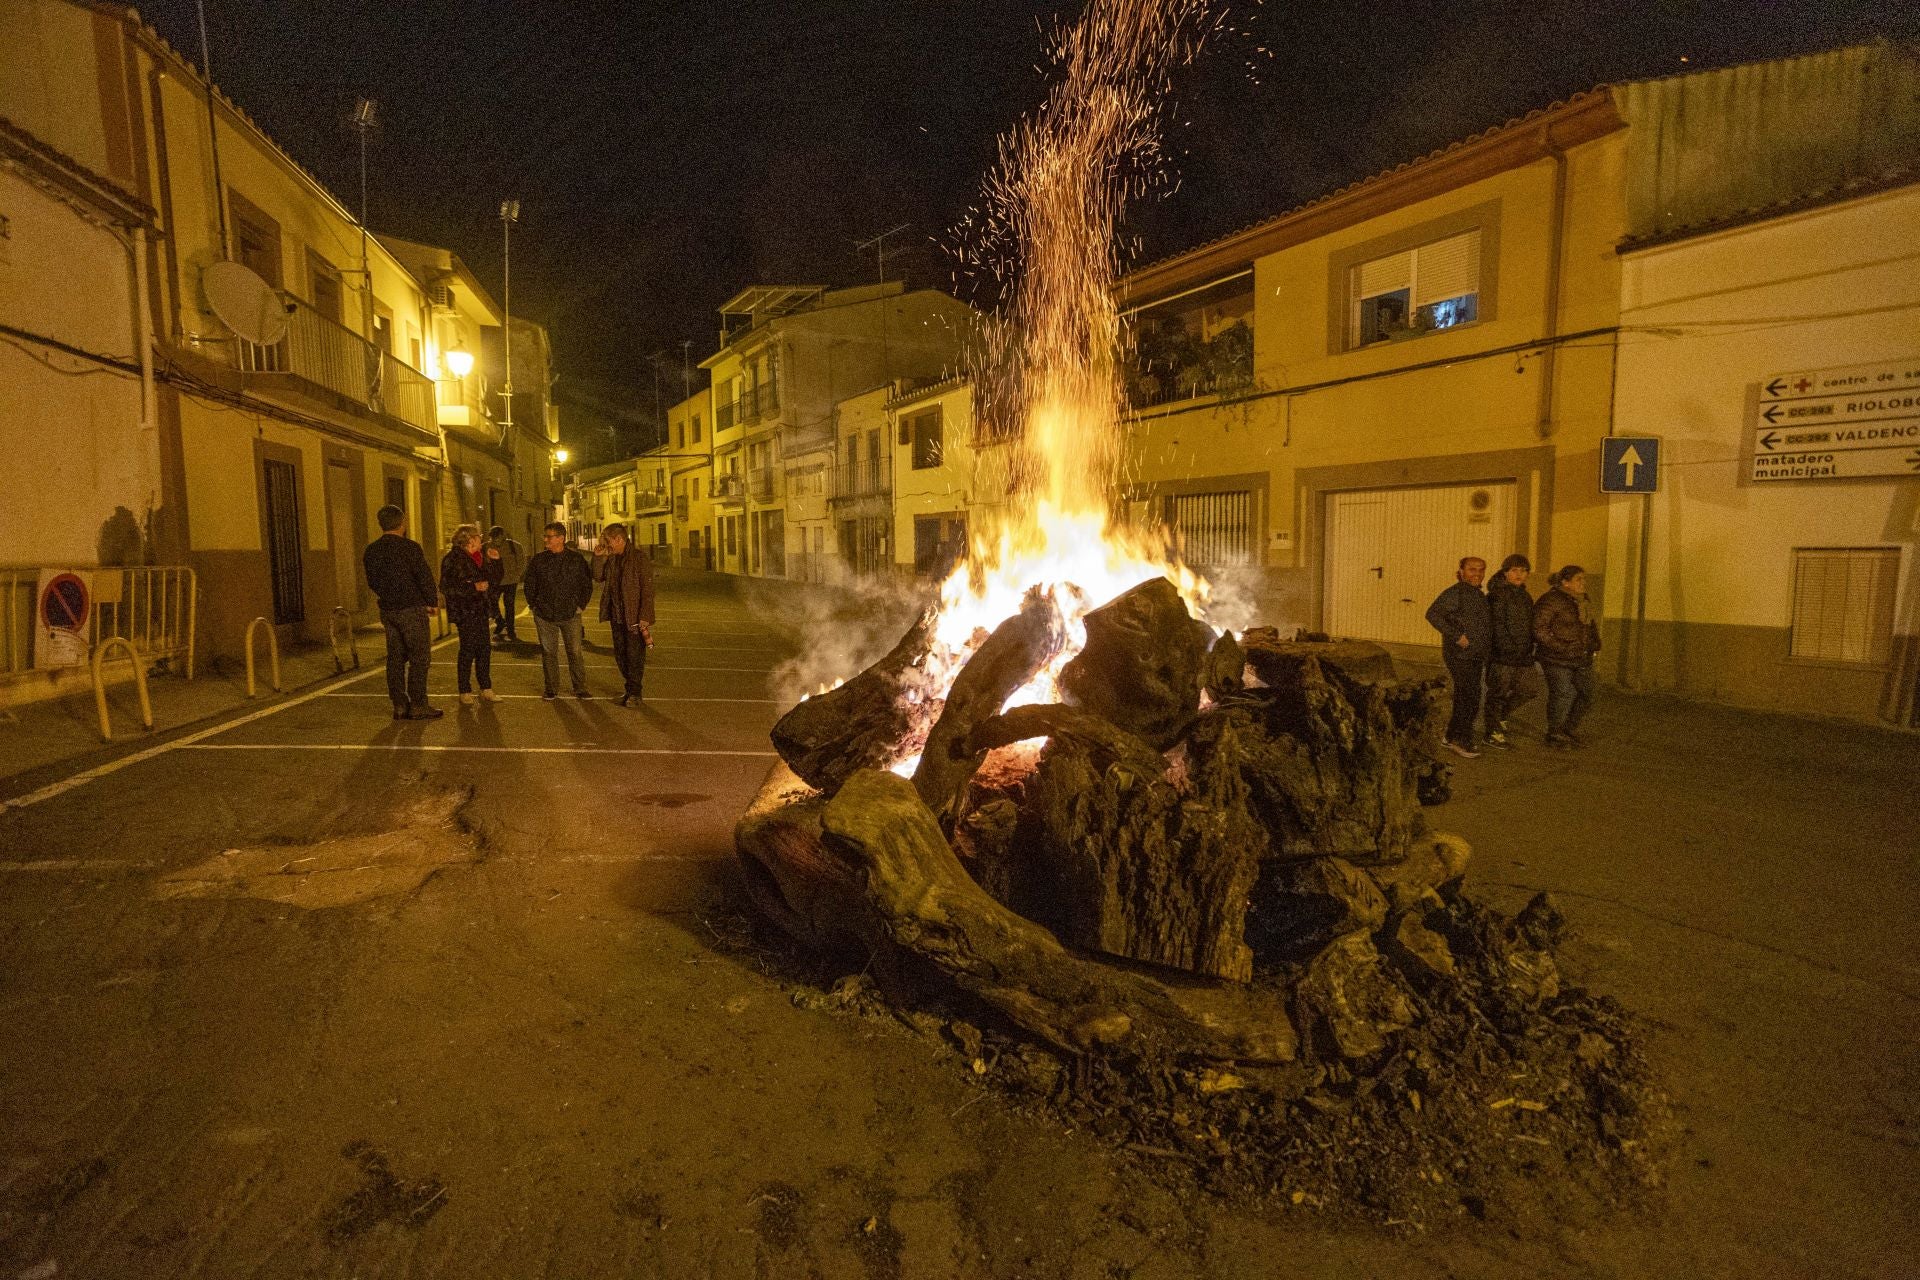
[734,0,1666,1218]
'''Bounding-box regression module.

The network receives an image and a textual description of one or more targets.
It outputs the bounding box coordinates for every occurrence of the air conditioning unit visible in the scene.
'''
[428,283,455,309]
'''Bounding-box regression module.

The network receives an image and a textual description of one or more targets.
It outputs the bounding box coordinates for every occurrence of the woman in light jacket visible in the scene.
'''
[439,524,504,705]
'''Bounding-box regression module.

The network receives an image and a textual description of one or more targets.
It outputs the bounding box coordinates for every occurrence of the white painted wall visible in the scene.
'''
[1608,185,1920,637]
[0,168,154,566]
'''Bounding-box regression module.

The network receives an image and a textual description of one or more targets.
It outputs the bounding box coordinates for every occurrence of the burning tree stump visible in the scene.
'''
[769,610,934,794]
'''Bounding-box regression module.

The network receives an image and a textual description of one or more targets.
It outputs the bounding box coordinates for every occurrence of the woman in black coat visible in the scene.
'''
[439,524,503,704]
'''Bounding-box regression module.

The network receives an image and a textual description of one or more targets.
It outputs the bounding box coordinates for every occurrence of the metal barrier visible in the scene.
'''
[91,635,153,742]
[244,616,282,697]
[329,606,361,673]
[1,565,197,682]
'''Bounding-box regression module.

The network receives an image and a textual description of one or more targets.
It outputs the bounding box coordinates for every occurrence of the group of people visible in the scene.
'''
[361,505,655,720]
[1425,554,1600,759]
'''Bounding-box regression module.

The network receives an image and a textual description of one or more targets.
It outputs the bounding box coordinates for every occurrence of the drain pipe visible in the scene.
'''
[1534,125,1567,440]
[133,226,157,435]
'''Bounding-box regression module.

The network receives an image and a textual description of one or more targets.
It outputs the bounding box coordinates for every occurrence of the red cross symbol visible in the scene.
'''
[1793,377,1813,393]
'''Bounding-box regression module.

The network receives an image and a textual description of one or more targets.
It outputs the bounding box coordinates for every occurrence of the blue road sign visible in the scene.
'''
[1601,436,1660,494]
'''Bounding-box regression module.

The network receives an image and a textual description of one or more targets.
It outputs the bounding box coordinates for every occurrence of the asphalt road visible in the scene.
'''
[1,569,1915,1278]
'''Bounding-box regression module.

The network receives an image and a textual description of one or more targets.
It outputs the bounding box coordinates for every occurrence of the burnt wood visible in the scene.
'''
[770,610,934,793]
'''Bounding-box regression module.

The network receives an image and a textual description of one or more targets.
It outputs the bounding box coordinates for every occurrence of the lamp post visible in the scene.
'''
[499,200,519,439]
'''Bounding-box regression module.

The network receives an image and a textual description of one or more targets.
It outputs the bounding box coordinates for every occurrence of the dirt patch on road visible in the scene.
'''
[153,784,480,910]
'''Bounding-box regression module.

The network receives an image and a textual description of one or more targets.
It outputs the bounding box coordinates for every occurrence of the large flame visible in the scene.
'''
[881,0,1220,767]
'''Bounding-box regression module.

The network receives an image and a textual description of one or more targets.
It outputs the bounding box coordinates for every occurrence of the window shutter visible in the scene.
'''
[1791,548,1899,663]
[1414,230,1480,306]
[1352,250,1412,300]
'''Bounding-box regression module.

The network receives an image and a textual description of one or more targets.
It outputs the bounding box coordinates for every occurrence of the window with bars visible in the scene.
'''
[906,408,943,470]
[1790,547,1900,665]
[1350,229,1480,348]
[1169,490,1255,568]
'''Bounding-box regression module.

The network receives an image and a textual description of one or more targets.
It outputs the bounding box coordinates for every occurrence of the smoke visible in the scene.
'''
[745,574,934,711]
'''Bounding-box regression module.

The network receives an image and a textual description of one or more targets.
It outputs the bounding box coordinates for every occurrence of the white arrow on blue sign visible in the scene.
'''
[1601,436,1660,494]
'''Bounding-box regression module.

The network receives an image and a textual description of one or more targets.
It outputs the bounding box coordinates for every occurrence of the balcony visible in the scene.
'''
[713,473,745,506]
[238,296,437,436]
[715,382,780,432]
[1124,315,1253,411]
[673,496,690,521]
[829,457,892,505]
[635,488,669,513]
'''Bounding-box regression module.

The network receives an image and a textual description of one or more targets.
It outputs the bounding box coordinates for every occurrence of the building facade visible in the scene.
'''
[1,0,561,687]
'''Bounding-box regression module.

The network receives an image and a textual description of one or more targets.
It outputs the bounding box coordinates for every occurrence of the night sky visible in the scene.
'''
[142,0,1916,399]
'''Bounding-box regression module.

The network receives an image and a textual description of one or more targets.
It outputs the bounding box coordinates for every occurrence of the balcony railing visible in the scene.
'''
[673,496,690,520]
[635,488,669,513]
[238,296,437,436]
[715,382,779,432]
[830,457,892,503]
[747,468,776,503]
[714,473,744,504]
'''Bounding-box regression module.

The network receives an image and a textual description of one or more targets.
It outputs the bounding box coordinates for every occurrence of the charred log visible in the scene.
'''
[911,597,1061,827]
[814,768,1297,1062]
[1059,577,1215,749]
[771,611,935,794]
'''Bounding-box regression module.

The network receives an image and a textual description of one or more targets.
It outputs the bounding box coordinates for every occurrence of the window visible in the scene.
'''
[903,408,944,470]
[1350,229,1480,348]
[228,189,282,288]
[308,251,343,324]
[692,477,701,501]
[1169,490,1255,568]
[677,422,686,448]
[692,414,703,443]
[1790,548,1899,664]
[373,304,393,353]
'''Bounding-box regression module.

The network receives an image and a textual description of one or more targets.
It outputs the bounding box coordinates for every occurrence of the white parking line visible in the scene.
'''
[0,634,458,814]
[181,744,779,757]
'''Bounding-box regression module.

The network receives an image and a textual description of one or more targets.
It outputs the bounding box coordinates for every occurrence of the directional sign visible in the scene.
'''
[1600,436,1660,494]
[1751,358,1920,482]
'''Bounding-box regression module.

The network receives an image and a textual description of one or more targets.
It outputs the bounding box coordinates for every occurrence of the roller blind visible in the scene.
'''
[1791,547,1899,664]
[1352,250,1411,300]
[1414,230,1480,306]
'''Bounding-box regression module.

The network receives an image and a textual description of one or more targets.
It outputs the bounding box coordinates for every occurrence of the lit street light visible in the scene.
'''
[444,346,474,378]
[553,447,570,464]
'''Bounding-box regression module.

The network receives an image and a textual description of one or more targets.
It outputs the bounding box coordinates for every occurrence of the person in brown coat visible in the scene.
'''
[592,522,655,707]
[1532,565,1601,748]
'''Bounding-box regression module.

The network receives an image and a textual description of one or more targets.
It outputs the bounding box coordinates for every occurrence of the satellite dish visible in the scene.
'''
[203,260,289,346]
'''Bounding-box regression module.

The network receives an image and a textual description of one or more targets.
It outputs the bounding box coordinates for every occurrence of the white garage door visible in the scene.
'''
[1325,481,1517,646]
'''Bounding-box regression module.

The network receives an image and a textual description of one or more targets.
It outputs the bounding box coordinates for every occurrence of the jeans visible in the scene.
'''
[379,606,432,712]
[1442,650,1487,746]
[535,613,589,696]
[1486,662,1543,729]
[492,583,520,636]
[1543,662,1595,735]
[611,623,647,698]
[454,615,492,693]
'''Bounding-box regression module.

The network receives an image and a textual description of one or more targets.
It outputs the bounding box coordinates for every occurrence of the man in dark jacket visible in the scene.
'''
[522,522,596,700]
[1425,555,1492,758]
[1533,565,1601,748]
[592,522,655,707]
[1484,553,1541,748]
[362,504,442,720]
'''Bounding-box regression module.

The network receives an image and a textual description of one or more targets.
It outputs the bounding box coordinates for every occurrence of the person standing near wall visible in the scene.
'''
[1485,554,1542,748]
[1534,565,1602,749]
[488,525,527,643]
[363,504,442,721]
[592,522,655,708]
[439,524,503,706]
[1425,555,1492,759]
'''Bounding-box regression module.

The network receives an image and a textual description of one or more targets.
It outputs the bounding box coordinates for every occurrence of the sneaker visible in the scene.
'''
[1445,741,1481,759]
[1486,730,1512,750]
[1544,732,1573,750]
[542,690,558,701]
[479,688,498,702]
[575,690,593,700]
[392,705,410,720]
[459,692,476,706]
[408,706,445,721]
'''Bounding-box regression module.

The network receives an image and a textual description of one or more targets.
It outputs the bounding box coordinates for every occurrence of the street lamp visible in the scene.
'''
[553,447,570,464]
[444,346,474,378]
